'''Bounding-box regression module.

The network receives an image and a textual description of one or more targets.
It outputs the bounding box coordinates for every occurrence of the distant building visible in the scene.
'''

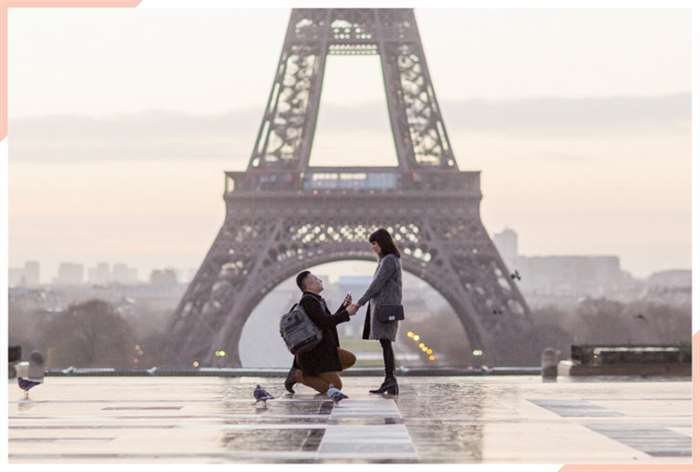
[401,296,433,321]
[24,261,40,286]
[150,268,178,287]
[492,228,629,298]
[642,269,691,306]
[182,267,198,283]
[493,228,518,269]
[9,261,41,287]
[337,275,372,301]
[516,255,623,297]
[86,262,140,285]
[317,274,331,289]
[112,263,138,284]
[337,275,372,290]
[647,269,691,288]
[54,263,85,286]
[88,262,111,285]
[9,268,25,287]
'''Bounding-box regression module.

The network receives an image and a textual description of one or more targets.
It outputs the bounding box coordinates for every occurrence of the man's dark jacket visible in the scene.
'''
[294,291,350,376]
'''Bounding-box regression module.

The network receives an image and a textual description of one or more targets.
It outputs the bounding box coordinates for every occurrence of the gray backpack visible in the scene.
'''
[279,297,323,354]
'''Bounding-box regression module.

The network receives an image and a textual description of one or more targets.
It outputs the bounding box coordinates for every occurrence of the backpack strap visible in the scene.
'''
[300,293,326,311]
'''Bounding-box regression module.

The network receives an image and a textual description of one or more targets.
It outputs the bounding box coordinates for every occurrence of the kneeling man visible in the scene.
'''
[285,271,358,399]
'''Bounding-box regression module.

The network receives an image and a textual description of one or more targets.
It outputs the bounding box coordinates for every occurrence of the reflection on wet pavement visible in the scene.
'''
[221,428,323,452]
[398,380,485,462]
[8,376,692,464]
[584,423,691,457]
[530,399,624,417]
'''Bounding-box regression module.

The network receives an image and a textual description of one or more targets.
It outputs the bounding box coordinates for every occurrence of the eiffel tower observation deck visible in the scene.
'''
[165,8,534,369]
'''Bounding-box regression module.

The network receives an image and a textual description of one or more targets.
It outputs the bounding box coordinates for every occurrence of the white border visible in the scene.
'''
[691,1,699,337]
[1,137,9,466]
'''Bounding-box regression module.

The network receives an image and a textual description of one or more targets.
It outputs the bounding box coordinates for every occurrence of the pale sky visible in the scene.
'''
[7,8,692,281]
[9,8,691,115]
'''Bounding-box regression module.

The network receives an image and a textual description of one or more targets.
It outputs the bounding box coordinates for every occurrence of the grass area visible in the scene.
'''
[339,336,383,353]
[339,337,386,367]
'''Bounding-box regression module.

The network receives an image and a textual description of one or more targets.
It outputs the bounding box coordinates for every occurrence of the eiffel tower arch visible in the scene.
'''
[165,8,534,368]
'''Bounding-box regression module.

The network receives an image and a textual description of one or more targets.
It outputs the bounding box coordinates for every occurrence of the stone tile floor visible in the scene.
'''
[7,376,692,463]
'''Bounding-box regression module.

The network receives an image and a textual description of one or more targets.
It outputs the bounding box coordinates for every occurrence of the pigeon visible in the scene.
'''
[146,367,158,375]
[510,270,522,281]
[327,384,348,404]
[18,377,42,400]
[16,351,45,400]
[253,385,274,407]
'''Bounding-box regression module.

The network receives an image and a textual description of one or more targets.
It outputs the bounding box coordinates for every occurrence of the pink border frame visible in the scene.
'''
[0,0,142,140]
[0,2,695,469]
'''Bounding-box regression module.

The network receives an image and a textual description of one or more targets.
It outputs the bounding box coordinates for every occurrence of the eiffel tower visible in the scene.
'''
[165,8,534,368]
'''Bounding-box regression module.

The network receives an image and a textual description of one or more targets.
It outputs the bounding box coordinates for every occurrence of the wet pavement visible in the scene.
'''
[7,376,692,463]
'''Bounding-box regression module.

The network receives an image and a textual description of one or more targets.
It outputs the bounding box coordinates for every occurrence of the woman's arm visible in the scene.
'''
[301,296,350,329]
[357,256,396,307]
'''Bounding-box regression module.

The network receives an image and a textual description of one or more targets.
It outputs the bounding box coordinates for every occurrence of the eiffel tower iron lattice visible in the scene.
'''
[165,8,534,368]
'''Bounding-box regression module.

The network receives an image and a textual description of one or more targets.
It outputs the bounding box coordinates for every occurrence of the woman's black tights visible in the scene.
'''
[380,339,395,378]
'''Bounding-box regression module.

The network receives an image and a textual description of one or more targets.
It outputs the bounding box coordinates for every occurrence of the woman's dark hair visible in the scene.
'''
[369,228,401,258]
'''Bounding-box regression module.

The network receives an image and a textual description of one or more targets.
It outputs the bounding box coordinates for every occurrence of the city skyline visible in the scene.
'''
[10,233,691,286]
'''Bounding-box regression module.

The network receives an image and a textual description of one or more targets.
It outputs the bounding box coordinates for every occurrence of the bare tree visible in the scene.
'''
[38,299,136,368]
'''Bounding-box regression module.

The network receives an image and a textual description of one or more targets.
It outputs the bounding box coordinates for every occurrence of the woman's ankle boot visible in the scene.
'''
[369,377,390,394]
[382,376,399,395]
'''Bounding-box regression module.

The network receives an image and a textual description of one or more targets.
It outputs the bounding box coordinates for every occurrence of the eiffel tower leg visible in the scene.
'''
[421,217,535,366]
[166,217,284,367]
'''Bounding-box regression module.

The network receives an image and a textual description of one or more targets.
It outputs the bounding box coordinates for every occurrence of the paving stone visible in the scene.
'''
[8,376,691,464]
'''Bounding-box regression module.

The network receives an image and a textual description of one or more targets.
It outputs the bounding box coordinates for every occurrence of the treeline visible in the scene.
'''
[402,298,691,366]
[9,297,692,368]
[9,299,171,369]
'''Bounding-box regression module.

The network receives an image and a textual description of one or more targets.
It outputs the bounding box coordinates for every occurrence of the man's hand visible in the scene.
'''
[346,303,359,316]
[342,293,352,307]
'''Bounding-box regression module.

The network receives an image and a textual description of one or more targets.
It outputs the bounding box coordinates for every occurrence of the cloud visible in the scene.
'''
[9,93,689,162]
[441,93,690,131]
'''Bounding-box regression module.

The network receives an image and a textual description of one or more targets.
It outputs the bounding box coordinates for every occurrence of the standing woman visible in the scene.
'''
[352,228,403,395]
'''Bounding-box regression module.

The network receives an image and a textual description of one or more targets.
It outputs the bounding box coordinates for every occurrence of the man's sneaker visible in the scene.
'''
[326,384,348,404]
[284,368,299,394]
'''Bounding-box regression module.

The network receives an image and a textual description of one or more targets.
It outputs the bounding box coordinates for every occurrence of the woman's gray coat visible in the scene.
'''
[357,254,403,341]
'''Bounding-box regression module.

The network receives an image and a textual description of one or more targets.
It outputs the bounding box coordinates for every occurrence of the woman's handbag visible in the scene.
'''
[374,304,405,323]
